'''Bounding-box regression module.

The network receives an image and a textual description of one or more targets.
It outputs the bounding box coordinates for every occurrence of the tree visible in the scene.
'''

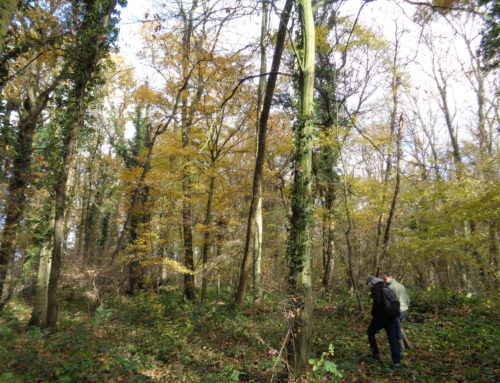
[235,0,294,307]
[45,0,124,330]
[0,0,69,309]
[287,0,315,377]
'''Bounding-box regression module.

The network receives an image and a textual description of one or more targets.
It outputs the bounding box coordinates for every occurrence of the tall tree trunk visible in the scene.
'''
[127,186,150,294]
[287,0,314,377]
[235,0,293,307]
[46,0,119,330]
[215,219,225,296]
[429,53,462,170]
[488,222,499,286]
[374,42,401,274]
[182,141,196,301]
[439,81,462,167]
[339,148,363,312]
[178,0,201,302]
[201,176,215,301]
[252,0,269,304]
[320,186,336,289]
[322,217,335,289]
[378,115,405,275]
[0,84,54,308]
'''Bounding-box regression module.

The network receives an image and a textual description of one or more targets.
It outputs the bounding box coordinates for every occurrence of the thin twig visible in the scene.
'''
[270,327,291,383]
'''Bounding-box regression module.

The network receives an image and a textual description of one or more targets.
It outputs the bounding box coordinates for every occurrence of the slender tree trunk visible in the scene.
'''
[127,185,150,294]
[215,219,224,297]
[440,84,462,167]
[338,122,363,313]
[488,223,499,286]
[430,58,462,170]
[374,45,401,274]
[476,75,489,159]
[46,0,119,330]
[182,160,196,300]
[235,0,293,307]
[321,190,336,289]
[378,115,405,275]
[287,0,314,377]
[47,128,77,329]
[110,143,155,263]
[159,225,171,287]
[201,176,215,301]
[252,0,269,304]
[322,222,335,289]
[178,0,201,302]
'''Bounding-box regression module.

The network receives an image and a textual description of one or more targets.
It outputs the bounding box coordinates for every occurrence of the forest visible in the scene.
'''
[0,0,498,382]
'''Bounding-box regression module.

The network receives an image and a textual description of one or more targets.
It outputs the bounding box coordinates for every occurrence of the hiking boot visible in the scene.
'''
[391,363,401,369]
[370,353,381,360]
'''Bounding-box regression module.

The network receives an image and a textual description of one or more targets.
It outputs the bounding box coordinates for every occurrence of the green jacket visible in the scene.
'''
[387,280,410,312]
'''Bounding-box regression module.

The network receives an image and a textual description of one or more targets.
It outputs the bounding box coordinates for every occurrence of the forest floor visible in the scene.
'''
[0,287,498,383]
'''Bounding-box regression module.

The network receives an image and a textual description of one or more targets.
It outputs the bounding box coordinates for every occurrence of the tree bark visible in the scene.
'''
[127,185,150,294]
[235,0,293,307]
[29,245,52,326]
[0,83,54,308]
[252,0,269,304]
[378,115,405,274]
[46,0,119,330]
[201,176,215,301]
[374,41,401,274]
[288,0,314,377]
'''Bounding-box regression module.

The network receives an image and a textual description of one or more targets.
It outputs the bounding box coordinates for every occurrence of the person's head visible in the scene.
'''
[366,275,383,289]
[383,272,394,284]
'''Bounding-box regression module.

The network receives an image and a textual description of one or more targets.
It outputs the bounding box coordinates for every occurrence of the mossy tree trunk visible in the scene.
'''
[287,0,314,377]
[0,82,56,309]
[46,0,120,330]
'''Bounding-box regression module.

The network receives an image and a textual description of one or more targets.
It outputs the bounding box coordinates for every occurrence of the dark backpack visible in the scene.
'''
[382,287,400,317]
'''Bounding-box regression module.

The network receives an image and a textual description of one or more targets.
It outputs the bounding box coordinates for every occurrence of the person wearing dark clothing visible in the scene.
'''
[366,276,401,368]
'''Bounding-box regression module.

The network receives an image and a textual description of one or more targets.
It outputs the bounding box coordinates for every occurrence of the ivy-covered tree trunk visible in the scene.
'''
[287,0,314,377]
[235,0,293,307]
[0,83,55,309]
[46,0,121,330]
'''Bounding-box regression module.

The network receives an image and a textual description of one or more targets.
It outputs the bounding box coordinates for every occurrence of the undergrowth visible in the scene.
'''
[0,287,498,382]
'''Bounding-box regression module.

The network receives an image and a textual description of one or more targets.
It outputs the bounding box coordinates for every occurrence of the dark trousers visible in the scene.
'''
[367,317,400,364]
[396,311,407,339]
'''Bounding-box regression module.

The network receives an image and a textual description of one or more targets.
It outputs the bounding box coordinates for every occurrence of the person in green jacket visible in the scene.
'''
[383,272,410,351]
